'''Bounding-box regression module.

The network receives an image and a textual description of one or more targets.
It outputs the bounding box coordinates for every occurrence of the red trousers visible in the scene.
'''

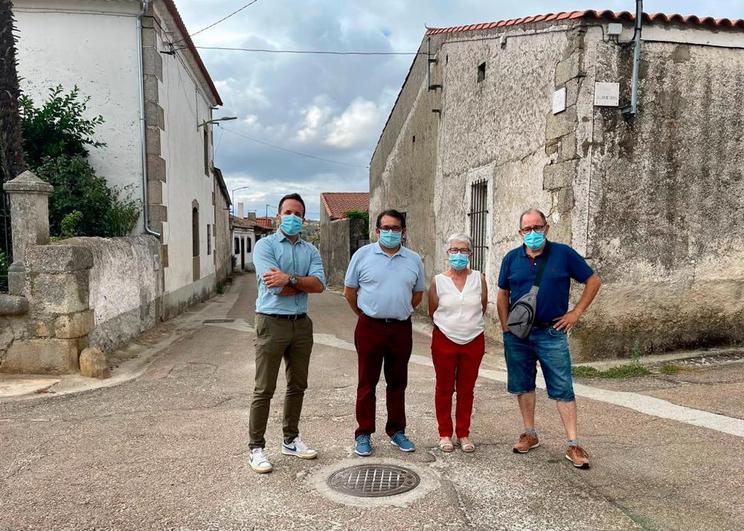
[431,327,485,438]
[354,315,413,438]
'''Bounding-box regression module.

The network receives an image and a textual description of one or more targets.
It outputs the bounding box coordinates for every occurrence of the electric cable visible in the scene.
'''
[185,46,424,56]
[220,127,370,169]
[174,0,262,43]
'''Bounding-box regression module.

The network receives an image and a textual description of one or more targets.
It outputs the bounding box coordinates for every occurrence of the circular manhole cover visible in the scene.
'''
[327,464,420,498]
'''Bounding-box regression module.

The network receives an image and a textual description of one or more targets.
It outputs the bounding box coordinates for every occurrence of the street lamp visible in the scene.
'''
[231,185,252,217]
[197,116,237,129]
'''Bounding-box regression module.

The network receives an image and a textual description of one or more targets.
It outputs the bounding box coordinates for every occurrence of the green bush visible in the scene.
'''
[346,209,370,239]
[60,210,83,238]
[20,86,139,238]
[35,155,139,237]
[20,85,104,169]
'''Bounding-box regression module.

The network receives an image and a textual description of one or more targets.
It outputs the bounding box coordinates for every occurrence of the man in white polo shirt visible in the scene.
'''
[343,209,426,456]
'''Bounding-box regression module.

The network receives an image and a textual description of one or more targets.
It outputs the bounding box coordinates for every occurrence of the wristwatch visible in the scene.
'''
[289,275,298,287]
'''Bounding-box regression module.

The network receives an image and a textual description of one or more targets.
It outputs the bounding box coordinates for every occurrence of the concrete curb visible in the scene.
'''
[0,281,242,402]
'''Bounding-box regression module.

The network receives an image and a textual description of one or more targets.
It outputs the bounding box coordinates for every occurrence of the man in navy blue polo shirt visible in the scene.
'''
[497,208,601,469]
[343,209,426,457]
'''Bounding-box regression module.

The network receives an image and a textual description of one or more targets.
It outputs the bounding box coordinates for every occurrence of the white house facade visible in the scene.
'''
[14,0,225,318]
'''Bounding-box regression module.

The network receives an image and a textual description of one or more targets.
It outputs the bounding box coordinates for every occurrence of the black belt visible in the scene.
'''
[259,313,307,320]
[532,320,556,329]
[362,314,411,324]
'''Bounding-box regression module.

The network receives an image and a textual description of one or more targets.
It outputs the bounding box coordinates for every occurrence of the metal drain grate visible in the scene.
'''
[327,464,420,498]
[203,319,236,324]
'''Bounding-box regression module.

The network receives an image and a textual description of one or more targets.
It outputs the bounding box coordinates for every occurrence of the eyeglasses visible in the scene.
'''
[379,226,403,232]
[520,225,546,233]
[447,248,471,255]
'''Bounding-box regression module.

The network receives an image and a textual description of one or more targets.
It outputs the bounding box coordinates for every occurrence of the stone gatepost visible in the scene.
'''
[2,171,54,296]
[2,245,94,374]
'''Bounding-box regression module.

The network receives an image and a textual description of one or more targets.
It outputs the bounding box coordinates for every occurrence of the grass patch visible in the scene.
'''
[572,366,601,378]
[658,363,682,375]
[572,363,651,379]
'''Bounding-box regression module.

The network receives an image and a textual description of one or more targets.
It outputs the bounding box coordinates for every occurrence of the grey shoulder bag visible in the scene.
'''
[506,245,551,339]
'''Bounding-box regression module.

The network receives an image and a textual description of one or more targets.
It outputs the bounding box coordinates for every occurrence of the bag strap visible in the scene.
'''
[532,242,551,288]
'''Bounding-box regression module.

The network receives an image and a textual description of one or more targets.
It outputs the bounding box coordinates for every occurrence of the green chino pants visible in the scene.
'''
[249,314,314,449]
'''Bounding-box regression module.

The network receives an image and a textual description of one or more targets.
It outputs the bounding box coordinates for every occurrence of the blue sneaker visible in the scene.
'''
[390,431,415,452]
[355,434,373,456]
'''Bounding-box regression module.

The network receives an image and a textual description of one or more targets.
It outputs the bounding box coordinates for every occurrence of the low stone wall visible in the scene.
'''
[63,236,162,352]
[320,218,350,287]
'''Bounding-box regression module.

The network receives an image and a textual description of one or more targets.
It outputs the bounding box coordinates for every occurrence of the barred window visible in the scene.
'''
[468,179,488,271]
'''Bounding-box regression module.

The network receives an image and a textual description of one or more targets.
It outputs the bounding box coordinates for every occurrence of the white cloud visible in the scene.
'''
[325,98,382,149]
[296,103,333,143]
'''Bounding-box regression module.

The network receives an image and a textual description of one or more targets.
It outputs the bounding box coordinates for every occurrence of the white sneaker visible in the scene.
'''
[282,435,318,459]
[249,448,273,473]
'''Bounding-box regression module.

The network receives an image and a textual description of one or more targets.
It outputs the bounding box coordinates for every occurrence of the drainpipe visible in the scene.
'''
[626,0,643,116]
[137,0,160,237]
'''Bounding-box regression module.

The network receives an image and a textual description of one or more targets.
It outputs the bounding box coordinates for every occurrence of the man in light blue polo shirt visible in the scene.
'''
[343,209,425,456]
[248,193,326,474]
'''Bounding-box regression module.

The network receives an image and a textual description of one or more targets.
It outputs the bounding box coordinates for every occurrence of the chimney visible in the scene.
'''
[238,202,245,219]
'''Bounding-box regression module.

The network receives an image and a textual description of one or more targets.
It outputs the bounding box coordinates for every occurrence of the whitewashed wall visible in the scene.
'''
[155,15,217,300]
[14,0,144,233]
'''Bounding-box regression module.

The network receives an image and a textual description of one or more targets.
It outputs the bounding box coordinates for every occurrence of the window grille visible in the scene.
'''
[207,224,212,255]
[468,180,488,271]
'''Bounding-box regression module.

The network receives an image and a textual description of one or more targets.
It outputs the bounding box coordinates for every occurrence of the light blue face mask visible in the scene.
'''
[523,230,546,250]
[280,214,302,236]
[448,253,469,271]
[379,230,402,249]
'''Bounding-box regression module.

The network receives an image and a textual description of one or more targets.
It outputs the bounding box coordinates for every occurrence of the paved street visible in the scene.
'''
[1,273,743,530]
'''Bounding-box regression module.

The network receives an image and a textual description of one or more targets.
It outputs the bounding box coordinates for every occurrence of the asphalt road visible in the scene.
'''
[1,273,742,530]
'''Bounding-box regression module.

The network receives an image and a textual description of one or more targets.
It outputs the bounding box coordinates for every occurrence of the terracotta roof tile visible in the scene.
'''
[320,192,370,220]
[425,10,744,35]
[255,217,275,229]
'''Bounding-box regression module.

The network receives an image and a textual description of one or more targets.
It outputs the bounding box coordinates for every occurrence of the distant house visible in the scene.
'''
[231,207,272,273]
[319,192,369,286]
[213,168,232,287]
[372,10,744,358]
[255,217,275,231]
[14,0,225,317]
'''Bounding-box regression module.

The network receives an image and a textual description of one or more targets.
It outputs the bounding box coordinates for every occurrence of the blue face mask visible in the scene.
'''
[280,214,302,236]
[523,230,546,250]
[379,230,402,249]
[448,253,469,271]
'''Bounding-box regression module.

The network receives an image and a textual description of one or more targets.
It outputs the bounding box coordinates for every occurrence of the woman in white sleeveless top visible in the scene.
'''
[428,233,488,453]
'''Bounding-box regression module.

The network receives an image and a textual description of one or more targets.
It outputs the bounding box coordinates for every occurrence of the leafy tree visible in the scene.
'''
[20,85,104,169]
[19,85,138,238]
[0,0,25,182]
[35,155,139,238]
[346,209,370,239]
[1,0,26,284]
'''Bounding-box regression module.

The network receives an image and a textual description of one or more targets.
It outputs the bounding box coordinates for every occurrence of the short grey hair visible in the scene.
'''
[446,232,472,249]
[519,208,547,229]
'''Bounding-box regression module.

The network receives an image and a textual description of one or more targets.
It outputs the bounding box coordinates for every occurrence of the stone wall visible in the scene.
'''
[371,19,744,359]
[63,236,162,353]
[319,208,350,287]
[572,26,744,358]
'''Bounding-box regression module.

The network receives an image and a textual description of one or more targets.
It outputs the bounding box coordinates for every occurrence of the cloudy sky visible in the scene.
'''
[175,0,744,219]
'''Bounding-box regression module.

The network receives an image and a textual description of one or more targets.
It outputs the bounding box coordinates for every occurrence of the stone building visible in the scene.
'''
[213,168,232,287]
[231,213,256,273]
[14,0,225,318]
[371,10,744,359]
[319,192,369,287]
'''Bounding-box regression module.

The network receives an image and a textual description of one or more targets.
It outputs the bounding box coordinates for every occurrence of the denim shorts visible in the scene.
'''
[502,327,575,401]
